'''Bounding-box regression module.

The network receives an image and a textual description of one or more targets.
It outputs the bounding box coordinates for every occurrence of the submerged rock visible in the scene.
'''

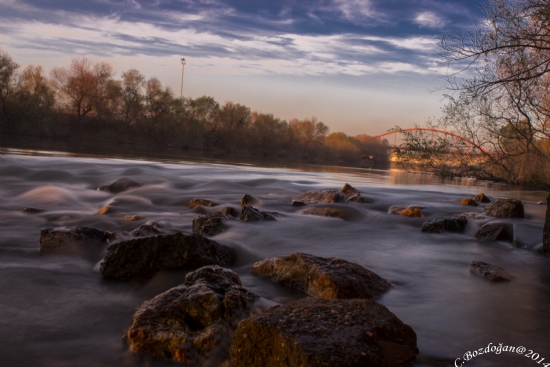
[189,198,215,209]
[23,207,43,214]
[128,221,162,237]
[100,232,232,279]
[455,212,486,220]
[291,190,344,206]
[39,226,111,256]
[97,206,115,215]
[422,216,468,233]
[219,206,239,217]
[230,297,418,367]
[483,198,524,218]
[474,193,491,203]
[544,195,550,255]
[340,183,360,195]
[347,193,373,203]
[193,212,230,236]
[123,215,146,221]
[240,206,280,222]
[470,261,513,281]
[251,252,390,299]
[460,198,478,206]
[97,177,141,194]
[300,205,359,221]
[126,266,260,365]
[390,206,424,217]
[475,222,513,242]
[240,194,258,207]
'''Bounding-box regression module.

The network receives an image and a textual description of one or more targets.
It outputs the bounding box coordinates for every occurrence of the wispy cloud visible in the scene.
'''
[414,11,447,28]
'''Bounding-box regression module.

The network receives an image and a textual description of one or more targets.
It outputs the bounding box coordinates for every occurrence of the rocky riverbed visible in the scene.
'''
[1,152,549,367]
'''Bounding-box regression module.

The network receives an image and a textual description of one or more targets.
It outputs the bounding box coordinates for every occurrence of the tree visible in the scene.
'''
[0,49,19,130]
[120,69,145,125]
[50,57,115,121]
[289,117,329,151]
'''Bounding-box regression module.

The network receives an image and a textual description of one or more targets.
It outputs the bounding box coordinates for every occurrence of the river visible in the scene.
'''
[1,148,549,367]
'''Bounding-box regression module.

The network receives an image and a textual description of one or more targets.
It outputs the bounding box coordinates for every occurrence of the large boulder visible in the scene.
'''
[475,222,513,242]
[126,266,260,365]
[193,212,230,236]
[421,216,468,233]
[230,297,418,367]
[100,233,232,279]
[543,194,550,255]
[470,261,513,281]
[390,206,423,217]
[291,190,344,206]
[483,198,524,218]
[251,252,390,299]
[240,206,280,222]
[97,177,141,193]
[39,226,111,257]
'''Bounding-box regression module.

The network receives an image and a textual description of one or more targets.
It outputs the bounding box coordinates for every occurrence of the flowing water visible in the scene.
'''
[1,149,549,367]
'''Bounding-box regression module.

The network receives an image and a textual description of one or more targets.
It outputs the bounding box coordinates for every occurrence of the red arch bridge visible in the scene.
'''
[374,128,489,154]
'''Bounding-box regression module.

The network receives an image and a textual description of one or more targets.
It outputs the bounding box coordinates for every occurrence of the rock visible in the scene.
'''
[126,266,260,365]
[460,198,478,206]
[340,183,360,194]
[251,252,390,299]
[390,206,423,217]
[421,216,468,233]
[193,212,230,236]
[189,198,215,209]
[97,177,141,194]
[220,206,239,217]
[39,226,111,256]
[230,297,418,367]
[291,190,344,206]
[97,206,115,215]
[300,206,358,221]
[240,206,280,222]
[475,222,513,242]
[123,215,146,221]
[240,194,258,207]
[470,261,513,281]
[474,193,491,203]
[23,207,43,214]
[347,193,372,203]
[128,221,162,237]
[544,194,550,255]
[100,232,232,279]
[483,198,524,218]
[455,212,486,220]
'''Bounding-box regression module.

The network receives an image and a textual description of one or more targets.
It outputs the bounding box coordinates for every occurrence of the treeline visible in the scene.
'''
[0,50,389,167]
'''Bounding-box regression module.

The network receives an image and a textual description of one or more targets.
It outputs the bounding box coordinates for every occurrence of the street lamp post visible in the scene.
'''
[180,57,186,99]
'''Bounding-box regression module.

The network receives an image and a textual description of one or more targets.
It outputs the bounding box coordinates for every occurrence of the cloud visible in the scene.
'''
[332,0,376,21]
[414,11,446,28]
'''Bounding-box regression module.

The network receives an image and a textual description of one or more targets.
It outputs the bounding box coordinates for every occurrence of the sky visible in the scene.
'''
[0,0,482,136]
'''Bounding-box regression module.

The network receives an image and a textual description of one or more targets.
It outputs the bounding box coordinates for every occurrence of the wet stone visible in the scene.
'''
[470,261,513,281]
[23,207,43,214]
[340,183,360,195]
[189,198,215,209]
[474,193,491,203]
[193,212,230,236]
[240,194,258,207]
[291,190,344,206]
[39,226,111,257]
[240,206,280,222]
[126,266,260,366]
[251,252,390,299]
[421,216,468,233]
[483,198,524,218]
[97,177,141,194]
[475,222,513,242]
[390,206,423,217]
[347,193,372,203]
[230,297,418,367]
[100,232,233,279]
[460,198,478,206]
[128,221,162,237]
